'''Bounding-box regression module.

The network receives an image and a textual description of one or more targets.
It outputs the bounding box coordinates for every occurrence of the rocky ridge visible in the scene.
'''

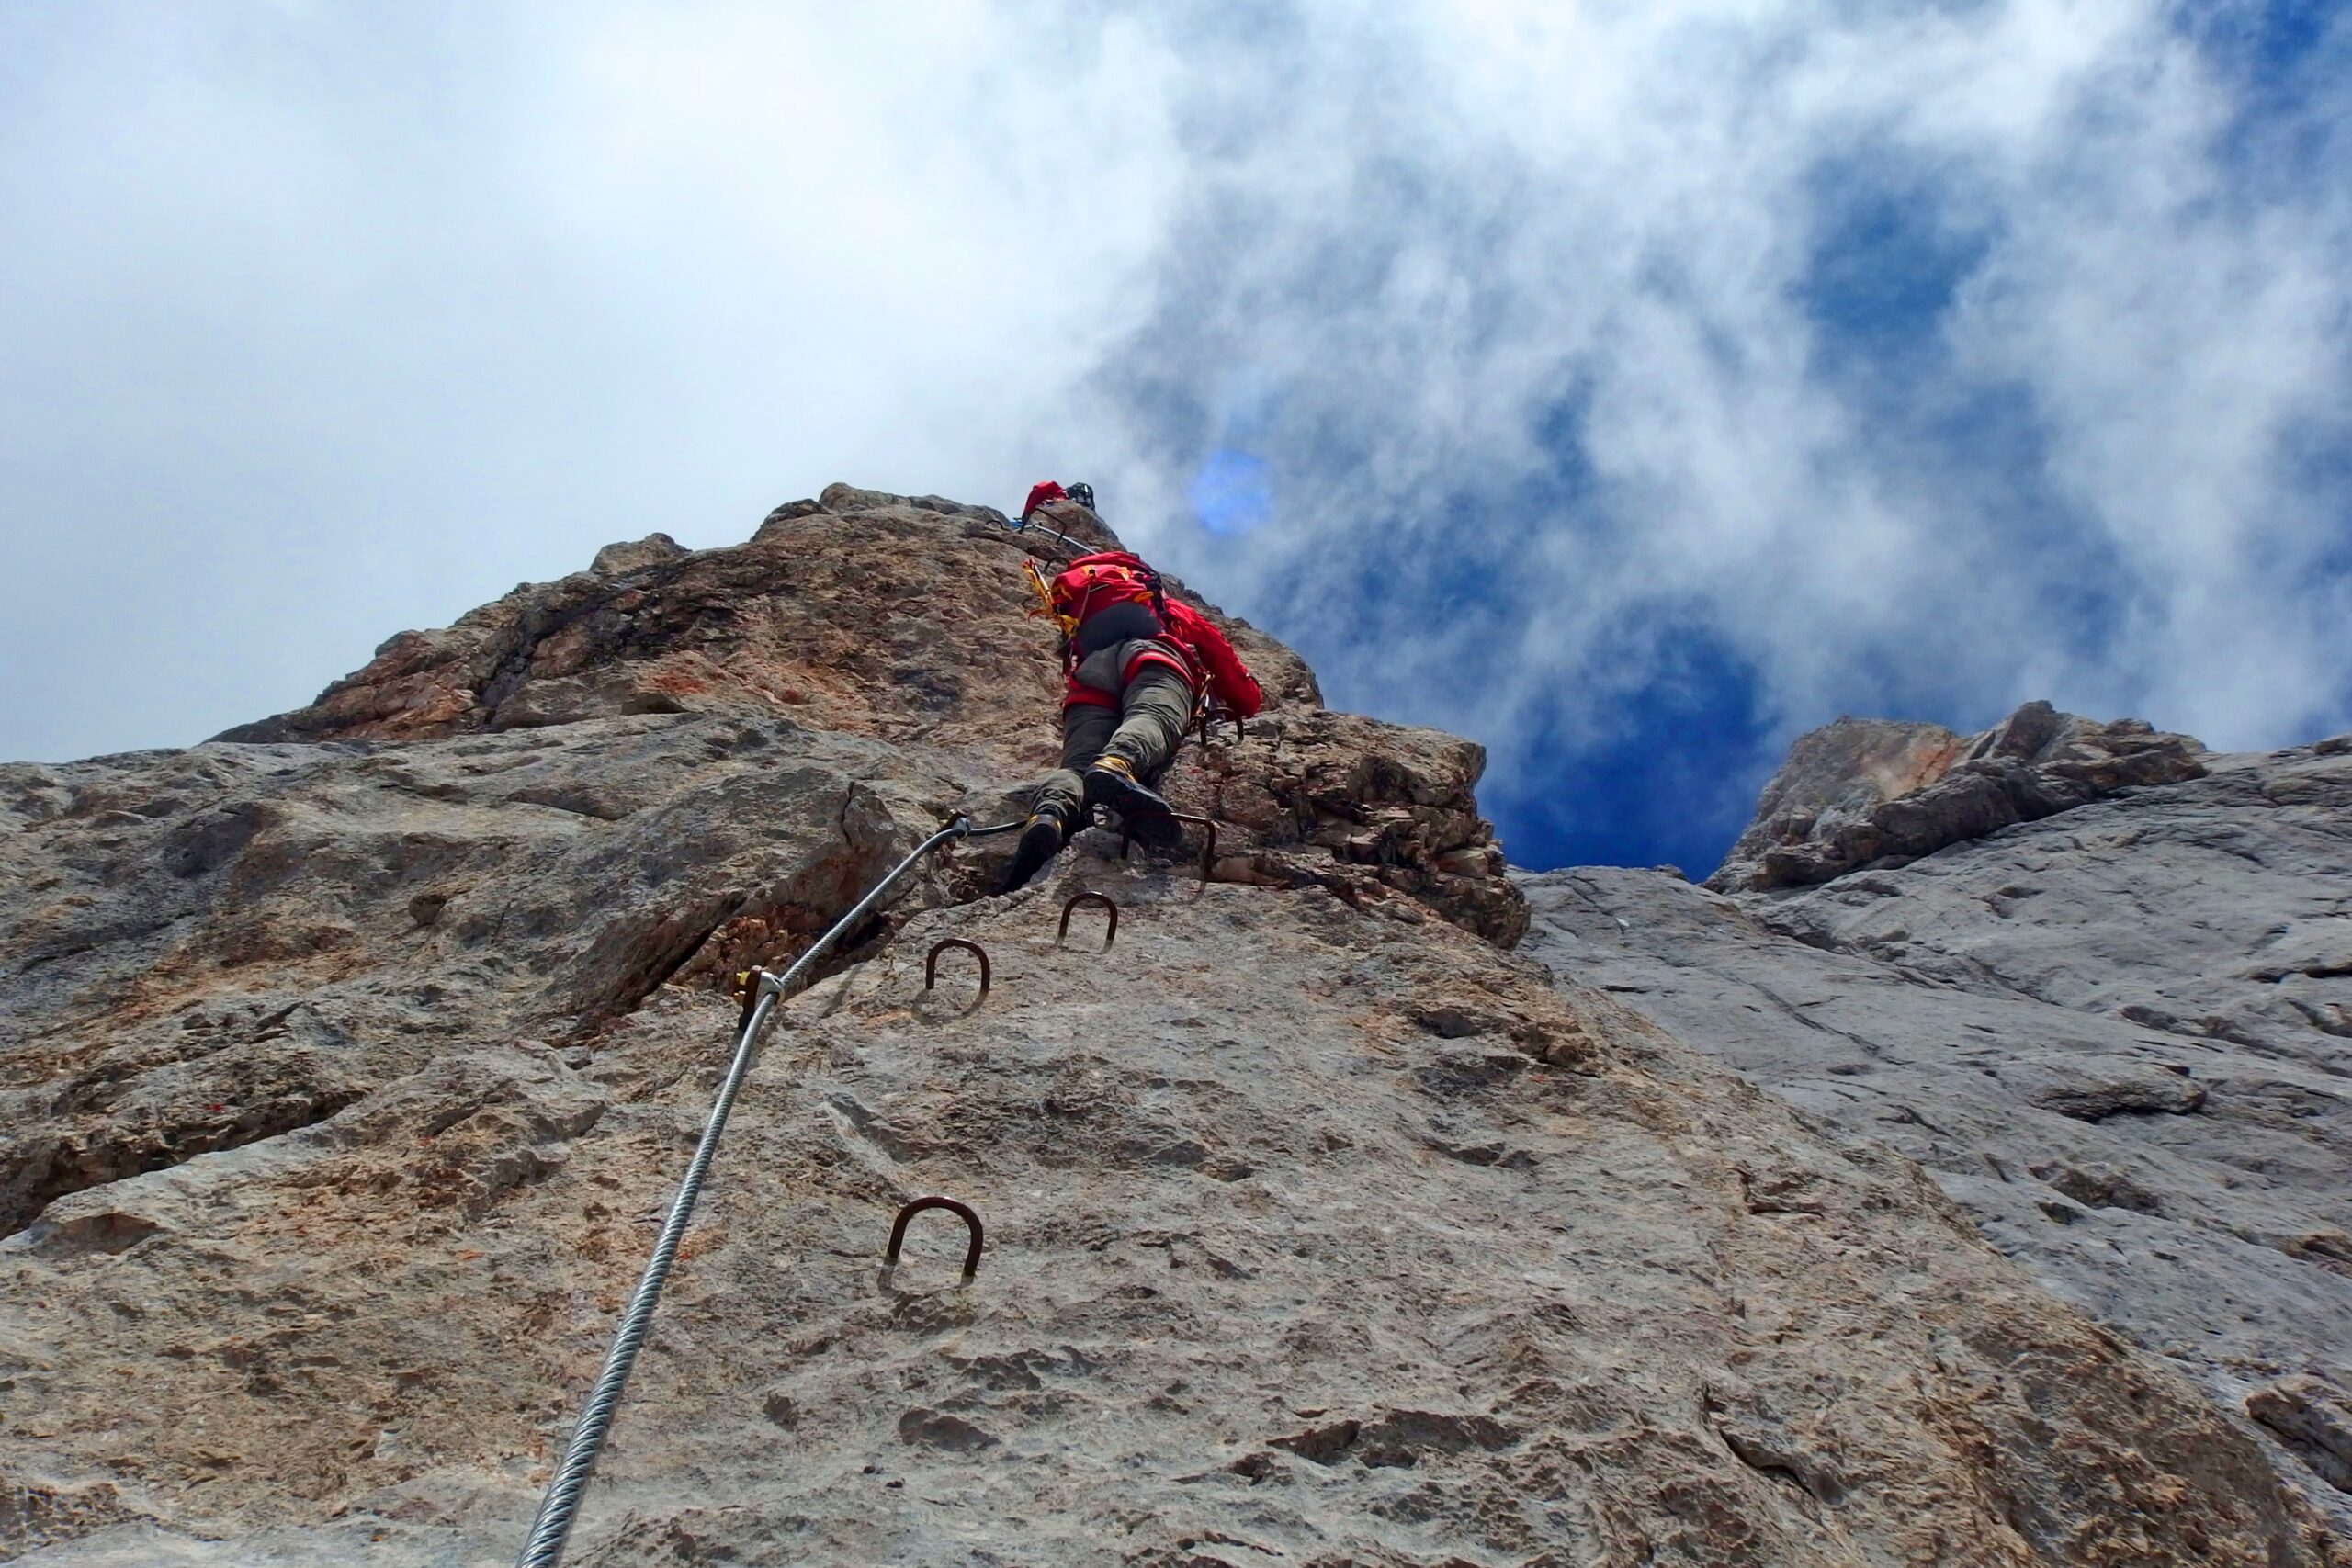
[2,493,2346,1564]
[209,483,1521,947]
[1521,708,2352,1533]
[1705,700,2211,892]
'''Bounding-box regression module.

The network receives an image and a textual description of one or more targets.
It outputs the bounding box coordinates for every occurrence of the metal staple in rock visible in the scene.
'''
[924,937,991,998]
[1005,513,1090,557]
[1118,810,1217,881]
[1196,705,1245,746]
[514,814,989,1568]
[1059,891,1119,948]
[884,1195,987,1280]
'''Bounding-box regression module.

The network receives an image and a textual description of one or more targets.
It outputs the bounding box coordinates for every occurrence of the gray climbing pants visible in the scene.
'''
[1033,649,1194,826]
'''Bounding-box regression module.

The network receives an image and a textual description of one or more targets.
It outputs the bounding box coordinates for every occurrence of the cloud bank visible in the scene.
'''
[3,0,2346,872]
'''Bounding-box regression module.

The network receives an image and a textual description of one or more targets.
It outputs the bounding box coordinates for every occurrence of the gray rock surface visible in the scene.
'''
[1519,731,2352,1529]
[587,534,690,578]
[0,713,978,1241]
[7,874,2339,1565]
[6,492,2346,1564]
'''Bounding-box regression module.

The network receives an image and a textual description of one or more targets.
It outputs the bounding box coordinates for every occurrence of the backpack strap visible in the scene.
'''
[1144,564,1170,630]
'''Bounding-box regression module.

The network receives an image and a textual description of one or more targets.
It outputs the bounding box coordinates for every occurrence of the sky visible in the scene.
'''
[3,0,2347,875]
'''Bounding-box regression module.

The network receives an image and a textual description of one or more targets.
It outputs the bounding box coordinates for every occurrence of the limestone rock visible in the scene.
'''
[2253,1376,2352,1495]
[199,486,1518,937]
[6,879,2341,1564]
[1155,706,1526,947]
[588,532,690,577]
[1708,700,2208,892]
[0,715,971,1237]
[1519,730,2352,1530]
[6,491,2346,1564]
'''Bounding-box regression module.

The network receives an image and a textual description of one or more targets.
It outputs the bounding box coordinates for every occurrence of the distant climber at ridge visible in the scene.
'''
[1003,480,1263,892]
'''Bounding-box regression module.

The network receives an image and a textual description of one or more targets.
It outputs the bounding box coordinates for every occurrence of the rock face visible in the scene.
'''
[4,491,2346,1564]
[205,484,1516,946]
[1707,700,2209,892]
[1521,726,2352,1533]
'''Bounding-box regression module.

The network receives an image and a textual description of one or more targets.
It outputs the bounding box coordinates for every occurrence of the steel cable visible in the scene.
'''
[514,815,978,1566]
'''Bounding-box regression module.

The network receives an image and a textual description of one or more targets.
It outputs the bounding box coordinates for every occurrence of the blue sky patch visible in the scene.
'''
[1483,622,1776,876]
[2180,0,2348,184]
[1797,155,1992,372]
[1188,447,1274,536]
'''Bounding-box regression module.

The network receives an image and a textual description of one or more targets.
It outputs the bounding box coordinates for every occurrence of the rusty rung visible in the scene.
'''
[885,1195,984,1280]
[923,938,990,998]
[1058,891,1118,948]
[1197,707,1244,745]
[1118,812,1218,881]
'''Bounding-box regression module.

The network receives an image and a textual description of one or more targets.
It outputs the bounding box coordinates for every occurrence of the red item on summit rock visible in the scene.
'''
[1021,480,1067,520]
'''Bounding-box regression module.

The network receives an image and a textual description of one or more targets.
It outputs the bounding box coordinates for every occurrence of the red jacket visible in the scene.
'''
[1161,600,1262,718]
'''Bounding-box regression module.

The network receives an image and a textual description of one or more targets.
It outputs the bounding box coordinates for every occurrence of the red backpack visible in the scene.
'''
[1022,549,1264,717]
[1044,551,1167,635]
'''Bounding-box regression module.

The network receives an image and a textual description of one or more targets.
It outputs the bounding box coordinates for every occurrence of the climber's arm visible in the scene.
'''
[1168,604,1262,718]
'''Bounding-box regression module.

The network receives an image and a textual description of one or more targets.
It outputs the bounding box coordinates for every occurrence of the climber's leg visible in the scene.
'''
[1083,665,1193,848]
[1105,664,1195,782]
[1040,701,1120,822]
[1006,703,1118,892]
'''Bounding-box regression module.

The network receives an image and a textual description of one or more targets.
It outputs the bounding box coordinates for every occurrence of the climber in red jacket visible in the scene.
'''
[1004,484,1263,891]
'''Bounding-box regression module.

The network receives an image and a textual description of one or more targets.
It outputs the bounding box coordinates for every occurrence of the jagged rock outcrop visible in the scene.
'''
[0,715,971,1239]
[1521,726,2352,1533]
[203,487,1514,944]
[1707,700,2209,892]
[211,487,1259,764]
[5,492,2346,1564]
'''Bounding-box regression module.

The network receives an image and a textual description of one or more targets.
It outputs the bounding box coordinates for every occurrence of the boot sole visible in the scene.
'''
[1097,777,1182,849]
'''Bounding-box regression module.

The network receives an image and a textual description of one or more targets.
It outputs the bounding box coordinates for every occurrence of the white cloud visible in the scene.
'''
[0,1,1188,756]
[3,0,2346,819]
[1068,0,2352,764]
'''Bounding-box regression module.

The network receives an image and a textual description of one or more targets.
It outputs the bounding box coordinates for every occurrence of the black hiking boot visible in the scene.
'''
[1084,757,1182,849]
[1001,808,1070,893]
